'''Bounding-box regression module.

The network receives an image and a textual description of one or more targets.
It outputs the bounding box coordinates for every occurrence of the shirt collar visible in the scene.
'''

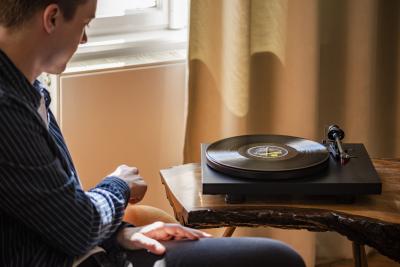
[0,48,41,109]
[33,80,52,109]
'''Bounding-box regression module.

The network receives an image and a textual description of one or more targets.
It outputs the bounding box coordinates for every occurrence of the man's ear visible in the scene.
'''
[42,4,61,34]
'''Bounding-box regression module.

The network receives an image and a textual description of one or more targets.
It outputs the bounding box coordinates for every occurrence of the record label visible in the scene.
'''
[239,143,297,160]
[246,145,288,158]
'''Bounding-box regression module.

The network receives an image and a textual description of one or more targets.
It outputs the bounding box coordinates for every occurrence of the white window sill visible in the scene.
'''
[65,28,188,74]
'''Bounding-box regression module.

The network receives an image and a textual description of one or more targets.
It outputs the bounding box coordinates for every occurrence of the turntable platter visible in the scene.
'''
[205,135,329,180]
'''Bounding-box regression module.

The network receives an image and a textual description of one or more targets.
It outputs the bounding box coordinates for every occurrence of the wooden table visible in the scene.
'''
[160,159,400,266]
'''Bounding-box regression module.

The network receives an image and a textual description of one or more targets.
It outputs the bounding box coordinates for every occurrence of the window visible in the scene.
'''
[71,0,188,67]
[87,0,188,37]
[96,0,157,17]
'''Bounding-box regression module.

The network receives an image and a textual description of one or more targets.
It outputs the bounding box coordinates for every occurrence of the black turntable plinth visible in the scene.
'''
[201,142,382,203]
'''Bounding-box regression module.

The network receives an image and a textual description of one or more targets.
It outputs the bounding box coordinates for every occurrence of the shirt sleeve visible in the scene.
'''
[0,96,130,256]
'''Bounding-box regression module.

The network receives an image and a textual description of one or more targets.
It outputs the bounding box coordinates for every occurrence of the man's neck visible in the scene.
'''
[0,26,42,84]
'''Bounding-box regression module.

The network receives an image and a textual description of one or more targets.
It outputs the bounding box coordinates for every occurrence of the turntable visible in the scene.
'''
[201,125,382,203]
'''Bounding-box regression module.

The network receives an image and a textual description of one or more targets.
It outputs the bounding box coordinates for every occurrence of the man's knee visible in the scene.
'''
[162,237,306,267]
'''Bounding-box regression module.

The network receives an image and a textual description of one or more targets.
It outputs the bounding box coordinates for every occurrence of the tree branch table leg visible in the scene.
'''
[352,242,368,267]
[223,227,236,237]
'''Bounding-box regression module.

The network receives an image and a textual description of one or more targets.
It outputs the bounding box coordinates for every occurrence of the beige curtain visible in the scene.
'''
[184,0,400,266]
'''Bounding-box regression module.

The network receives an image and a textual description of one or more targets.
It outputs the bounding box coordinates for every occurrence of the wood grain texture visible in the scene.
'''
[160,159,400,262]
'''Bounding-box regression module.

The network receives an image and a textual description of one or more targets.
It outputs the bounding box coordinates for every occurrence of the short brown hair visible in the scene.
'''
[0,0,88,28]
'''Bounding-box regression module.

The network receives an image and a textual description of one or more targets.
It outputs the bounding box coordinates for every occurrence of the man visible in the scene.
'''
[0,0,306,266]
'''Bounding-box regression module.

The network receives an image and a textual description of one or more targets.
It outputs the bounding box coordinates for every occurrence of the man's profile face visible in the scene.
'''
[43,0,97,74]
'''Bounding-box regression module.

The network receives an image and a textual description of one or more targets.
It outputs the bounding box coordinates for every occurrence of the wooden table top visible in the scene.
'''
[160,159,400,262]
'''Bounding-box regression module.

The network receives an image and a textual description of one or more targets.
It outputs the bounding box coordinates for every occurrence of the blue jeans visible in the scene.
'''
[119,237,306,267]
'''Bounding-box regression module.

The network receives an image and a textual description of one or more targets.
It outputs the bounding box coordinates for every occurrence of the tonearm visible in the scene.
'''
[324,124,353,165]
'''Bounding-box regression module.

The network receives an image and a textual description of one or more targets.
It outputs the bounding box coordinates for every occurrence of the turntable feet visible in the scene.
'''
[225,194,246,203]
[336,196,356,204]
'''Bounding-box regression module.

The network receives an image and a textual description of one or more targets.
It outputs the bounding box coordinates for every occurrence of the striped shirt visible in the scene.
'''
[0,49,131,266]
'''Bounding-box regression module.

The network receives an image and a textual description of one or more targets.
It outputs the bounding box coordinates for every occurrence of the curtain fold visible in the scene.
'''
[184,0,400,265]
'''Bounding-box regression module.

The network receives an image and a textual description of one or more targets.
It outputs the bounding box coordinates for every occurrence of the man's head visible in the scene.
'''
[0,0,96,78]
[0,0,88,29]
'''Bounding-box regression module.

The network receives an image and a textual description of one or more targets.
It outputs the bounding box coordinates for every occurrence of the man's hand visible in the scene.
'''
[109,165,147,204]
[117,222,212,255]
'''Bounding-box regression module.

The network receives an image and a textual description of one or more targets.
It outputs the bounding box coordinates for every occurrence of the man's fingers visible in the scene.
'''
[137,222,213,245]
[125,166,139,175]
[131,233,166,255]
[110,165,139,177]
[188,228,212,238]
[162,224,212,240]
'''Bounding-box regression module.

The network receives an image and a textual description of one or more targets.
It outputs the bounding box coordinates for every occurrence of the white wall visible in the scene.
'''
[57,62,186,213]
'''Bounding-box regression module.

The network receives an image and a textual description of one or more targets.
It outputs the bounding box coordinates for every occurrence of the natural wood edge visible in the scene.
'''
[160,171,189,225]
[186,207,400,263]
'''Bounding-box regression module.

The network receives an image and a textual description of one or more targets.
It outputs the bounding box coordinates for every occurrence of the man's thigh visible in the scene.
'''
[123,237,305,267]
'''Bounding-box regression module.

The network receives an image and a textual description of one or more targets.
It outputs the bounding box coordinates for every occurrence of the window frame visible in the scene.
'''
[87,0,169,37]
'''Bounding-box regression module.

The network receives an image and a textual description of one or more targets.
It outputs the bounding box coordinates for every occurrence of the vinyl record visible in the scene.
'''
[205,135,329,180]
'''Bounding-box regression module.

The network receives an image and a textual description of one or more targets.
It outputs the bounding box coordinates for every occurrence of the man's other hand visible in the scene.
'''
[109,165,147,204]
[117,222,212,255]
